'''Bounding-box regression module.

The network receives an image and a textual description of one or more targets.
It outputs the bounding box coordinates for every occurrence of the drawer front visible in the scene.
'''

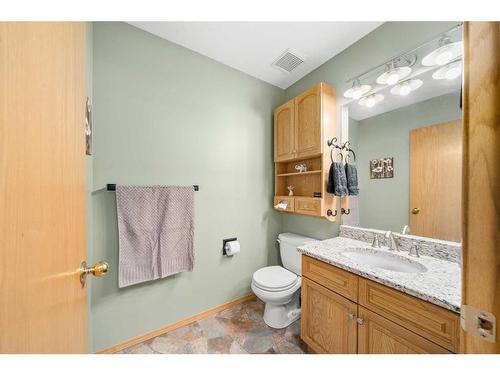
[358,279,460,352]
[273,196,294,212]
[302,255,358,302]
[295,197,321,216]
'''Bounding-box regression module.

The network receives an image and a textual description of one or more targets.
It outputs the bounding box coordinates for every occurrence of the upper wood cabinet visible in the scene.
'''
[294,84,322,158]
[274,100,295,162]
[273,82,336,220]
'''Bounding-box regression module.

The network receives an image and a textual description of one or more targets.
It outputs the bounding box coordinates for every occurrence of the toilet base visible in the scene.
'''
[262,291,301,329]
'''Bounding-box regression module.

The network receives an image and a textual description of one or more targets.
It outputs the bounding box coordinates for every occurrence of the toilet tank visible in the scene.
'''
[278,233,317,275]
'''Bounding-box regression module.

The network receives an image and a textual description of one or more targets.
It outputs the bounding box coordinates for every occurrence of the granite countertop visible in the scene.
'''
[298,236,461,313]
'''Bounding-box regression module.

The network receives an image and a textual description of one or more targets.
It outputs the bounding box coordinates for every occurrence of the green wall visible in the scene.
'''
[356,93,462,232]
[89,22,284,352]
[282,21,458,239]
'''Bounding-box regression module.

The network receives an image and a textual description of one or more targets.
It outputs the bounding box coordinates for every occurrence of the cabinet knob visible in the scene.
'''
[356,318,364,325]
[347,313,355,320]
[411,207,420,215]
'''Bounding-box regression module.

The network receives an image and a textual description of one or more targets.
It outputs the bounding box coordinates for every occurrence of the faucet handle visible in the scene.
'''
[371,234,381,248]
[409,243,420,257]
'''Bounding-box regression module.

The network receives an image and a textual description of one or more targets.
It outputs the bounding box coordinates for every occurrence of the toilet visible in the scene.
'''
[251,233,316,329]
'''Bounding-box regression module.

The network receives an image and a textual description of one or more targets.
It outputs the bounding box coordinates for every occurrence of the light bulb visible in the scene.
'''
[386,71,400,85]
[436,48,453,66]
[444,65,461,80]
[399,84,411,96]
[351,88,363,100]
[365,97,376,107]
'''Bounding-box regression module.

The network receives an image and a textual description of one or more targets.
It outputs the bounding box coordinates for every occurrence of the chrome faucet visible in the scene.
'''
[371,234,381,248]
[409,243,420,257]
[384,231,399,252]
[401,225,410,235]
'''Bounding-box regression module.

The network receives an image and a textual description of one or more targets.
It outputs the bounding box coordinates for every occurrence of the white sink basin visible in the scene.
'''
[340,248,427,274]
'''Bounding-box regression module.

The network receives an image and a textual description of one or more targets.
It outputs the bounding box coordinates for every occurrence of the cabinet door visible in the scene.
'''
[301,277,357,353]
[357,307,451,354]
[294,84,321,158]
[274,99,295,161]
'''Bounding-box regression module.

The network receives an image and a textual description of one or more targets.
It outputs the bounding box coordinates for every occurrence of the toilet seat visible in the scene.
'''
[252,266,299,292]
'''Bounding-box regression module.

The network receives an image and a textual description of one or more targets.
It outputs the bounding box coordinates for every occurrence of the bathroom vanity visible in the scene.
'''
[298,227,461,354]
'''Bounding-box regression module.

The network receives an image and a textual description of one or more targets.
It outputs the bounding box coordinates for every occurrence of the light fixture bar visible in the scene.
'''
[345,22,463,84]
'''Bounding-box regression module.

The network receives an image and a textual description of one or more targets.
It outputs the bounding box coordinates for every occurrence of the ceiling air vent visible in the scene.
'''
[272,49,305,73]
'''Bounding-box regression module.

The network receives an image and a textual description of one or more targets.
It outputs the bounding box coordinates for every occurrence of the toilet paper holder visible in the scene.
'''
[222,237,238,256]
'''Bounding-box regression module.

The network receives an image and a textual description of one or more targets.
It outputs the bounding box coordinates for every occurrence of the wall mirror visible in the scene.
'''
[340,23,463,243]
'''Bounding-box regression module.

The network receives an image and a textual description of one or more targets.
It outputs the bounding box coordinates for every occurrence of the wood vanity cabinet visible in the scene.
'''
[300,255,460,354]
[273,82,336,220]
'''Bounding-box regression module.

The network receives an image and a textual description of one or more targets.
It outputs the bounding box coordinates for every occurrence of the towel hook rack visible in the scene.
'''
[327,209,337,217]
[341,208,351,215]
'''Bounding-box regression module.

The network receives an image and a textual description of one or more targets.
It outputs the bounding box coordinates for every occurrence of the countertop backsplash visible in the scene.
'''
[339,225,461,264]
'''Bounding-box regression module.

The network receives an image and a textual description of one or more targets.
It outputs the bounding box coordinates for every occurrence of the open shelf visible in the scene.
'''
[276,170,322,177]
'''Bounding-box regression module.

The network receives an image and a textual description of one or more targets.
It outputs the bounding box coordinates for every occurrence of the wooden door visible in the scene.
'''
[357,307,451,354]
[409,120,462,242]
[461,21,500,354]
[274,99,295,161]
[0,22,87,353]
[294,84,321,158]
[301,277,357,353]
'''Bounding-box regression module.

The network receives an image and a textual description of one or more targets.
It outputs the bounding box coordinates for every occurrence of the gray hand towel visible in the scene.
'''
[345,163,359,196]
[116,185,194,288]
[327,162,348,197]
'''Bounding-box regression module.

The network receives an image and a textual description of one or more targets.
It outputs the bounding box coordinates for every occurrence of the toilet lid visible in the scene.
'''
[252,266,298,292]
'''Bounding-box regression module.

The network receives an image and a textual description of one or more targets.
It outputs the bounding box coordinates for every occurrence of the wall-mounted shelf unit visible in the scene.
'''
[273,82,337,221]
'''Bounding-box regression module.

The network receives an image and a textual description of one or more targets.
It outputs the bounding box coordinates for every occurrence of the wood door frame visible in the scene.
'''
[461,21,500,353]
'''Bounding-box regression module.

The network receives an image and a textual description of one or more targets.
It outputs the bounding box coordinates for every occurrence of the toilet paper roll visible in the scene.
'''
[225,240,240,256]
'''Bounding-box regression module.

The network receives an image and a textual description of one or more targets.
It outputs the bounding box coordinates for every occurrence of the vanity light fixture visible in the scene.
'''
[390,79,423,96]
[343,79,371,99]
[359,93,384,108]
[422,37,463,66]
[432,60,463,80]
[376,61,412,86]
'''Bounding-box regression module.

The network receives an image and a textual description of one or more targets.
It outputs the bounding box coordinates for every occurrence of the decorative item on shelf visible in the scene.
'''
[370,157,394,179]
[294,163,308,173]
[287,185,294,196]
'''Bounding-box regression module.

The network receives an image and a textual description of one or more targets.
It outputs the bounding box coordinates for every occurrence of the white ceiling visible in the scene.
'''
[128,22,383,89]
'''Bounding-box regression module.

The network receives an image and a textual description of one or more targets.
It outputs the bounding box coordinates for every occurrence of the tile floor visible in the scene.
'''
[118,298,308,354]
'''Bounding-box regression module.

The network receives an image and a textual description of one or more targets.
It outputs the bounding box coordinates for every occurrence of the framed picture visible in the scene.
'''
[370,157,394,179]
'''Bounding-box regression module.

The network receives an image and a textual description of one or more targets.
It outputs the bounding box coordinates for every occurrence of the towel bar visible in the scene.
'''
[107,184,199,191]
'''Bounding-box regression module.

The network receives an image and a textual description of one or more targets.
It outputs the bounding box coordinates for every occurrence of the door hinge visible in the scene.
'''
[461,304,496,343]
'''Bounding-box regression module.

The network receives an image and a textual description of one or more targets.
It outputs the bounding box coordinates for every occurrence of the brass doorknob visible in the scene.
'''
[411,207,420,215]
[80,260,109,286]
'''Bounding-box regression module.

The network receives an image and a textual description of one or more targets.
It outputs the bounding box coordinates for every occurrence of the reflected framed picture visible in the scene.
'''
[370,157,394,179]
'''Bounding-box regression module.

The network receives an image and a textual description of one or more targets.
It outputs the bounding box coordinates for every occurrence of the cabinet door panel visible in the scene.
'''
[358,307,451,354]
[295,85,321,158]
[301,277,357,353]
[274,100,295,161]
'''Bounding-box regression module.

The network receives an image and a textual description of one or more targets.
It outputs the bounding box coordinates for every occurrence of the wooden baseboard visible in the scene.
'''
[97,293,256,354]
